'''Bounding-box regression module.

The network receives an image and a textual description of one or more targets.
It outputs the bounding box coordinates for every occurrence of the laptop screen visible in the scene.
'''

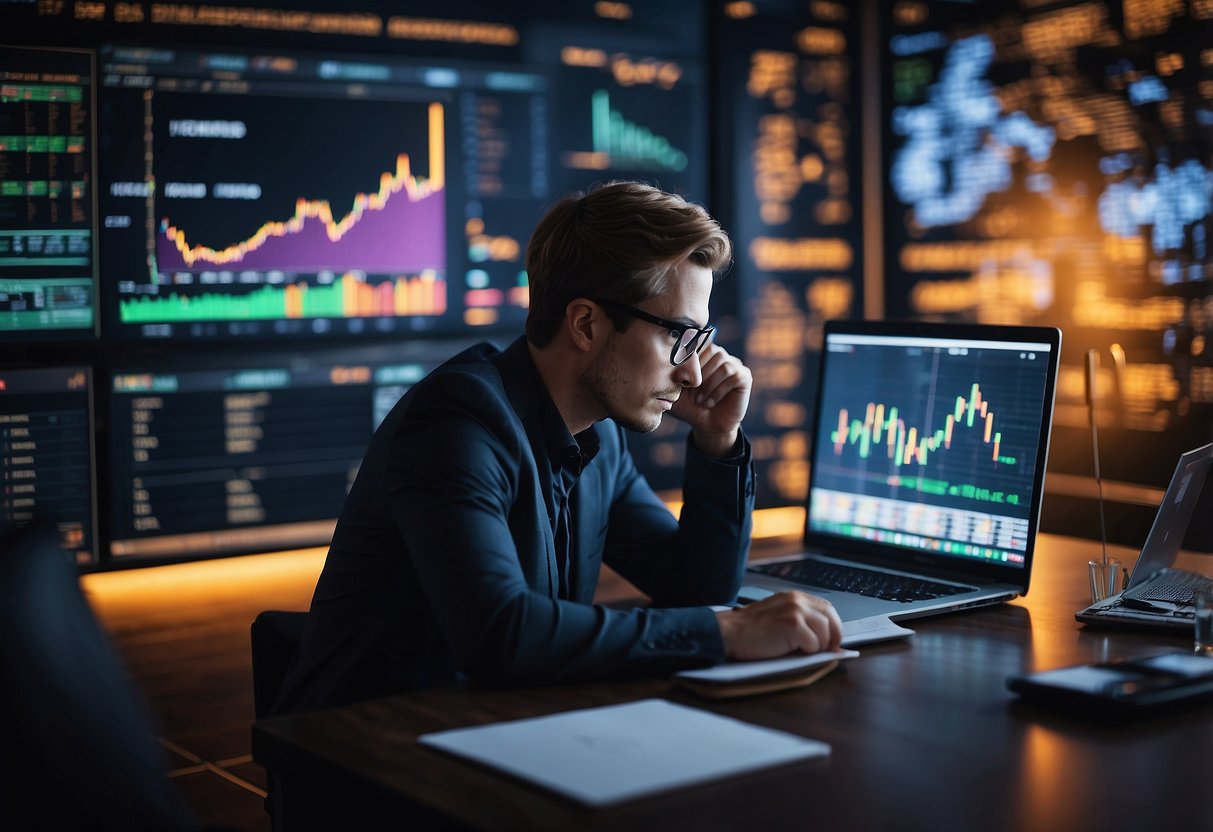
[807,321,1060,575]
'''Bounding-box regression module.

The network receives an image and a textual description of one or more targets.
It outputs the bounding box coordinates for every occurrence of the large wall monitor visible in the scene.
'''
[98,46,546,341]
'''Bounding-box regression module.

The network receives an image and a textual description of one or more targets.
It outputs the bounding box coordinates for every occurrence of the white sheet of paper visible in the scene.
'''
[418,698,830,807]
[841,615,915,646]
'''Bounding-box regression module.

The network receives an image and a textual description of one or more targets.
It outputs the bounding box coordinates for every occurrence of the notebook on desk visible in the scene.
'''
[1076,443,1213,632]
[740,319,1061,623]
[418,699,829,806]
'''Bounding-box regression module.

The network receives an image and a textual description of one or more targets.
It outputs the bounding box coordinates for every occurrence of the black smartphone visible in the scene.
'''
[1007,651,1213,719]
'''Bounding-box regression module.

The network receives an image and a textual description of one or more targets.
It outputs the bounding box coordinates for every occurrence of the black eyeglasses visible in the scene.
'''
[595,298,715,366]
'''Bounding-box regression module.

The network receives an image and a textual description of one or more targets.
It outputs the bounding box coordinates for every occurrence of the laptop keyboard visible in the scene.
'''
[1127,569,1213,606]
[749,560,972,603]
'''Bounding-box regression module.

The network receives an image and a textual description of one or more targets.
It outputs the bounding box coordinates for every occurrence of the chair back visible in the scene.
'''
[0,522,199,830]
[250,609,308,720]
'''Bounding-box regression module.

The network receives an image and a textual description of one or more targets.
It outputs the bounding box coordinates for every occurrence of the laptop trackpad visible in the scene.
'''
[738,586,774,604]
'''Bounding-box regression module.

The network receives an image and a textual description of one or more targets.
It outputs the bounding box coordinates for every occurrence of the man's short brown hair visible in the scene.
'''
[524,181,732,347]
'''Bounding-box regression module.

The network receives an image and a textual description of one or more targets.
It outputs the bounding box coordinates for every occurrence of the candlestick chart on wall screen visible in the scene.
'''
[810,335,1053,563]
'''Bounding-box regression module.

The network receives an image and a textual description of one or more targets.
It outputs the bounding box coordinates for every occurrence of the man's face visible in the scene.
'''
[580,262,713,433]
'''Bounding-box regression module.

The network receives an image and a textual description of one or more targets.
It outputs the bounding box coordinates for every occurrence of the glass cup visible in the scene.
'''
[1194,587,1213,656]
[1088,558,1122,604]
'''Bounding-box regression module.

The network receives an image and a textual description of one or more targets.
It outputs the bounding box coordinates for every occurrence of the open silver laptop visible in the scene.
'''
[1076,443,1213,632]
[740,319,1061,622]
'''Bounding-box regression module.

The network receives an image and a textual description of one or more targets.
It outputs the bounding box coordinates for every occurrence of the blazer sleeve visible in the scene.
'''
[385,373,729,687]
[602,426,756,607]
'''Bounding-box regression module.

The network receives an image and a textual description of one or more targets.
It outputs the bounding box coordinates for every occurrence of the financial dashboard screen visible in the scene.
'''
[7,0,1211,564]
[98,46,546,341]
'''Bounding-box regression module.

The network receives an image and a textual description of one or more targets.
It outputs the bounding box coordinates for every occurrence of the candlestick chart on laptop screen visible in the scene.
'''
[808,331,1056,568]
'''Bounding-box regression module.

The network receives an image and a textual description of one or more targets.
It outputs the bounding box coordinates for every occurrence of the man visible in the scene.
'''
[272,181,840,714]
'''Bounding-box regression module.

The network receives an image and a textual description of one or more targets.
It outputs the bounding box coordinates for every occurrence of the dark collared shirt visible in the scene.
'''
[498,338,601,599]
[553,433,598,598]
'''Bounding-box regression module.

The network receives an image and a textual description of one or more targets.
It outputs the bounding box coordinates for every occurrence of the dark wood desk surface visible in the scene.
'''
[252,534,1213,832]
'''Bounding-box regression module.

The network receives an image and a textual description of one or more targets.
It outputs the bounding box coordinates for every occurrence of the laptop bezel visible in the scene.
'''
[799,318,1063,595]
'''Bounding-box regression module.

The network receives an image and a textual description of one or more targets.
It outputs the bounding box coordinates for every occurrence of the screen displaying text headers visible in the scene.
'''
[0,365,96,564]
[107,341,468,560]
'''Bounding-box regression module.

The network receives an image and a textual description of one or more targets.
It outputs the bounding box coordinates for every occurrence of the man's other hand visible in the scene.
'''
[672,341,752,457]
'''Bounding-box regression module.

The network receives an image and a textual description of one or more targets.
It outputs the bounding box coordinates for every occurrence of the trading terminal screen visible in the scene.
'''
[0,47,96,338]
[98,45,546,341]
[106,341,468,561]
[0,366,96,565]
[809,332,1056,568]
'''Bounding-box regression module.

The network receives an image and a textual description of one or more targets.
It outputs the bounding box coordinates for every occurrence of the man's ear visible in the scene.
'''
[565,298,600,354]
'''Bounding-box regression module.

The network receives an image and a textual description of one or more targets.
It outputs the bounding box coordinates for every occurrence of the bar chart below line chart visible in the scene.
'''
[120,272,447,323]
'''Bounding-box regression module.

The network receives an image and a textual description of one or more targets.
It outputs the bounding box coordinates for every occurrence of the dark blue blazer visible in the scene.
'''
[273,338,755,714]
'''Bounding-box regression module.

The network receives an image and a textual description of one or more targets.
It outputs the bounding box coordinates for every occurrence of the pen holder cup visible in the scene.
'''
[1088,559,1122,604]
[1195,588,1213,656]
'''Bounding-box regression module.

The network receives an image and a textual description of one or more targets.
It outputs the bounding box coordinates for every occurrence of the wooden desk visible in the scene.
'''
[252,534,1213,831]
